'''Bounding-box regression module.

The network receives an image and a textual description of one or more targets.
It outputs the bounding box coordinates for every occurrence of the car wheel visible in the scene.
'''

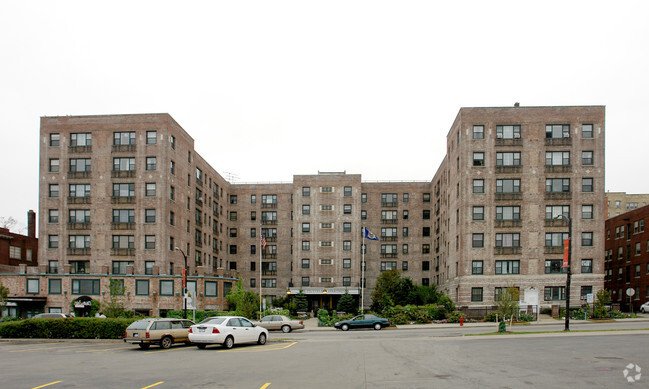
[223,336,234,349]
[138,343,150,350]
[160,336,173,349]
[257,333,267,345]
[281,325,291,333]
[374,323,382,331]
[196,344,206,349]
[341,324,350,331]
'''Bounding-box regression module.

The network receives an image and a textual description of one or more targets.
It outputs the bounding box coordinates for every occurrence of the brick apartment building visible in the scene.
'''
[0,105,607,317]
[605,192,649,218]
[605,205,649,311]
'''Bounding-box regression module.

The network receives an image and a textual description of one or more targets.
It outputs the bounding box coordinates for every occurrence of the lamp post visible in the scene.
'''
[175,247,188,319]
[555,214,572,331]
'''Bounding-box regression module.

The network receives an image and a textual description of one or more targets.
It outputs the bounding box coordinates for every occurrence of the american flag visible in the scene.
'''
[260,232,267,249]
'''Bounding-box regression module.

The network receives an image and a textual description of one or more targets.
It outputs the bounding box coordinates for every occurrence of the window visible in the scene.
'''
[114,131,136,145]
[69,184,91,198]
[403,210,409,220]
[135,280,149,296]
[473,179,484,194]
[545,124,570,139]
[113,157,134,172]
[48,235,59,248]
[113,183,135,198]
[343,222,352,233]
[170,135,176,149]
[496,179,520,193]
[582,205,593,219]
[581,178,594,193]
[49,184,59,198]
[422,244,430,254]
[170,160,175,175]
[582,124,593,138]
[581,232,593,246]
[48,261,58,274]
[145,209,156,223]
[581,259,593,274]
[145,235,156,250]
[382,193,398,206]
[402,244,408,254]
[381,210,397,222]
[545,232,568,247]
[472,260,483,275]
[159,280,174,296]
[9,246,21,259]
[545,205,569,220]
[423,193,431,203]
[473,125,484,139]
[496,233,520,247]
[145,261,154,275]
[343,277,351,287]
[496,125,521,139]
[403,227,409,237]
[205,281,218,297]
[49,158,59,172]
[112,235,134,249]
[580,286,593,299]
[381,261,398,271]
[112,261,134,275]
[69,235,90,249]
[545,260,565,274]
[471,287,483,302]
[422,261,431,271]
[113,209,135,223]
[472,233,484,248]
[70,132,92,146]
[321,186,333,193]
[302,187,310,197]
[50,133,60,146]
[423,210,431,220]
[72,279,100,295]
[302,277,310,287]
[545,151,570,166]
[343,258,351,268]
[545,178,570,193]
[261,194,277,206]
[361,193,367,203]
[381,245,398,255]
[344,186,352,197]
[343,204,352,214]
[473,152,485,167]
[495,260,520,274]
[302,223,310,233]
[146,131,157,144]
[301,259,310,269]
[48,209,59,223]
[582,151,594,166]
[302,205,310,215]
[496,206,520,221]
[361,210,367,220]
[403,193,409,203]
[544,286,565,301]
[145,156,157,171]
[302,241,310,251]
[26,279,39,294]
[48,279,62,294]
[496,152,521,166]
[69,209,90,224]
[343,241,352,251]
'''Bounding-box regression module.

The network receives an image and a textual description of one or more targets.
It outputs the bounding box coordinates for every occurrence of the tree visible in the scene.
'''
[337,290,357,315]
[226,278,259,319]
[104,278,126,318]
[495,286,520,322]
[294,290,308,313]
[371,269,402,312]
[0,283,9,315]
[0,216,18,230]
[593,289,611,319]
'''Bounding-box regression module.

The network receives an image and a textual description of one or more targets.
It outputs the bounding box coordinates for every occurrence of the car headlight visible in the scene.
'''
[334,322,340,326]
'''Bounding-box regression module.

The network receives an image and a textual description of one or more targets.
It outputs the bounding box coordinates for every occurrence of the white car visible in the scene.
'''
[189,316,269,349]
[640,301,649,313]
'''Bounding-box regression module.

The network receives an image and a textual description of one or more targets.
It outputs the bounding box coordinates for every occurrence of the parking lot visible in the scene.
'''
[2,326,649,389]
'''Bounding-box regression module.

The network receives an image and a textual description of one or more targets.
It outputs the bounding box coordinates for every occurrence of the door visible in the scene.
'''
[240,318,257,342]
[226,318,246,342]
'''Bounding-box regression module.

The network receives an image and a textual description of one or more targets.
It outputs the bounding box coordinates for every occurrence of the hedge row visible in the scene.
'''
[0,317,138,339]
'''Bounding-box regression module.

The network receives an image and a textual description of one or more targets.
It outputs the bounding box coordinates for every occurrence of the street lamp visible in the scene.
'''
[175,247,188,319]
[554,214,572,331]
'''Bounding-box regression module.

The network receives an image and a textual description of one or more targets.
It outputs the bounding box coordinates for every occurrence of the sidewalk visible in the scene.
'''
[301,315,649,332]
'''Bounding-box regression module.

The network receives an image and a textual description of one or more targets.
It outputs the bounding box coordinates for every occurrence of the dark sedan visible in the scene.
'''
[334,314,390,331]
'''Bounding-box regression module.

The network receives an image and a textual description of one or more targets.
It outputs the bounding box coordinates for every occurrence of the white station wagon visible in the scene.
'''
[189,316,269,349]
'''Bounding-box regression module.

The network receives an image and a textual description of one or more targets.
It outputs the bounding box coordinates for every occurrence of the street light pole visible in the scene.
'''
[175,247,188,319]
[555,214,572,331]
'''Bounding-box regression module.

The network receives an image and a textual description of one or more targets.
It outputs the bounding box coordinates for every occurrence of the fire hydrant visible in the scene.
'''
[460,316,464,326]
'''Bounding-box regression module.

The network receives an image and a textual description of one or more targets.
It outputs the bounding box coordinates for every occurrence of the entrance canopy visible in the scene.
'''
[287,288,359,295]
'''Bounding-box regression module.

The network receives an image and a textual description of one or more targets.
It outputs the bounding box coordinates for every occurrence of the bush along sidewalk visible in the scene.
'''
[0,317,138,339]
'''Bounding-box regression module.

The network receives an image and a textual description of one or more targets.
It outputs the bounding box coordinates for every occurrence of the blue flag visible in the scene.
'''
[363,227,379,241]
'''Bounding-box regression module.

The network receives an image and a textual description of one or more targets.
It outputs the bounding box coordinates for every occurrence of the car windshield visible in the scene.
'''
[126,320,152,330]
[199,317,227,325]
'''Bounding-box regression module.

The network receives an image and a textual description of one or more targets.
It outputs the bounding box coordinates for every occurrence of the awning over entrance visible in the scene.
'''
[287,287,360,295]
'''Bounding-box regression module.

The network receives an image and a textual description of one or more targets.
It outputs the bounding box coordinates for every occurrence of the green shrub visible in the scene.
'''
[0,317,138,339]
[559,307,590,320]
[517,313,535,322]
[484,312,499,322]
[607,310,625,319]
[447,310,463,323]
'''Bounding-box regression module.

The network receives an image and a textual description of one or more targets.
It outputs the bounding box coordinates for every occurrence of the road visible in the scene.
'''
[1,321,647,389]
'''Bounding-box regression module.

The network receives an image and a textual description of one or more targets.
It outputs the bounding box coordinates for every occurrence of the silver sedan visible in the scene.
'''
[254,315,304,333]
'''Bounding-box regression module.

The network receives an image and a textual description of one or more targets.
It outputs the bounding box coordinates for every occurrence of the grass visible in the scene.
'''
[467,328,649,336]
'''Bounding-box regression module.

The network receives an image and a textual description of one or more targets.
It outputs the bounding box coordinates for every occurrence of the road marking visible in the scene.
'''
[141,382,164,389]
[10,343,115,352]
[76,346,134,353]
[260,383,271,389]
[145,347,184,354]
[31,381,62,389]
[218,341,298,353]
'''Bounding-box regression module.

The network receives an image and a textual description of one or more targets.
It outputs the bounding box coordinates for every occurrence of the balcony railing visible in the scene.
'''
[111,170,136,178]
[67,196,91,204]
[67,248,90,256]
[111,248,135,256]
[544,246,564,254]
[381,253,398,258]
[111,222,135,230]
[545,138,572,146]
[262,270,277,276]
[111,196,136,204]
[261,220,277,225]
[196,178,203,187]
[495,193,522,201]
[68,145,92,153]
[382,202,398,208]
[261,203,277,209]
[381,236,398,241]
[495,138,523,146]
[67,222,91,230]
[265,236,277,242]
[544,165,572,173]
[112,144,136,152]
[195,240,202,248]
[544,219,569,227]
[67,171,91,179]
[262,253,277,260]
[495,166,522,174]
[494,247,521,255]
[544,192,571,200]
[381,219,398,224]
[495,220,522,228]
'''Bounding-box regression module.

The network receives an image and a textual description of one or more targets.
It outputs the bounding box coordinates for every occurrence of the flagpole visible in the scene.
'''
[259,226,263,319]
[361,225,365,313]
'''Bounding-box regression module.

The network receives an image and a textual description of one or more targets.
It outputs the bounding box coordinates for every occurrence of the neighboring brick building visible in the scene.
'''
[432,105,606,308]
[605,205,649,311]
[605,192,649,218]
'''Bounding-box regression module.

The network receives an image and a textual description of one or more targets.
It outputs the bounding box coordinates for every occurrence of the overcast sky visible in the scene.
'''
[1,1,648,231]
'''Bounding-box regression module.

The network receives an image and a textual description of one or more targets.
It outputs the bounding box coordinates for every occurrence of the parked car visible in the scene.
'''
[334,314,390,331]
[189,316,268,349]
[640,301,649,313]
[254,315,304,333]
[32,313,67,319]
[124,318,194,349]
